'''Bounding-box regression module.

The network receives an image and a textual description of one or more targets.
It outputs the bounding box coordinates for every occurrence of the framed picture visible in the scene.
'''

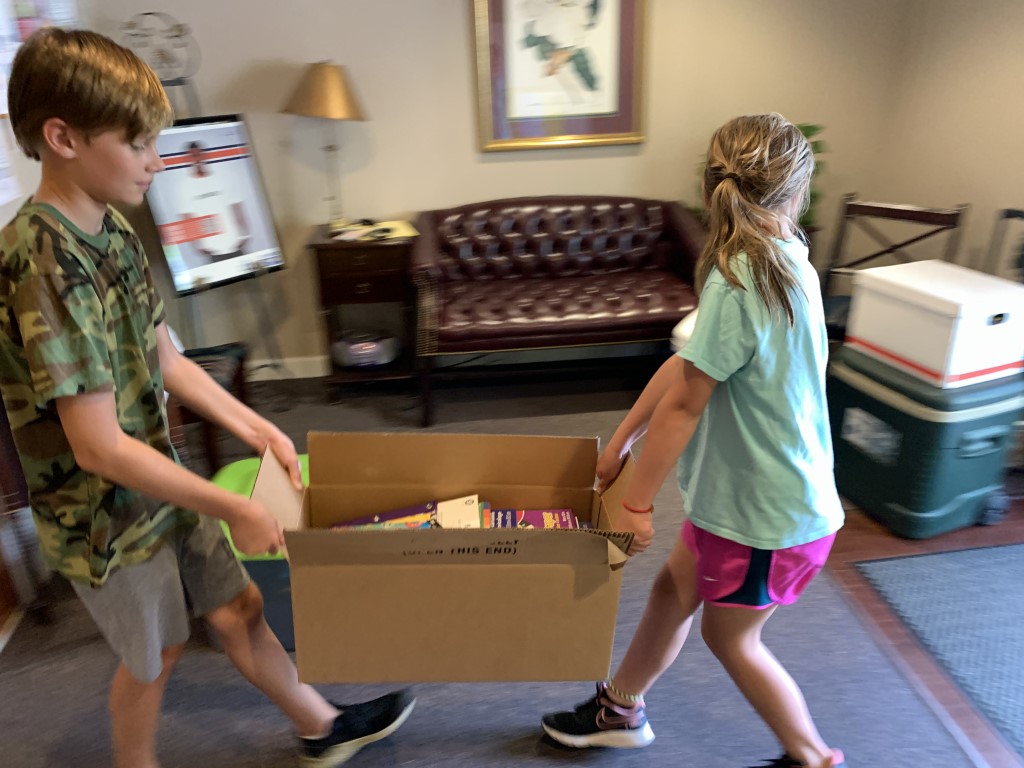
[474,0,645,151]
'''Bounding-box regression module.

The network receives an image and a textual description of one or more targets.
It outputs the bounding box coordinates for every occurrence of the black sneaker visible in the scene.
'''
[542,682,655,749]
[299,689,416,766]
[751,749,847,767]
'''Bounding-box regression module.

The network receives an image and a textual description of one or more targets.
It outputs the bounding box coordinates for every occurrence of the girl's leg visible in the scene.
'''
[606,539,703,703]
[701,603,833,768]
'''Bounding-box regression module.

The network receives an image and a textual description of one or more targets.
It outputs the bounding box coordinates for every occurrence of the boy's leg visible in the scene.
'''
[701,603,833,768]
[108,645,184,768]
[71,543,194,768]
[182,516,414,766]
[203,582,336,736]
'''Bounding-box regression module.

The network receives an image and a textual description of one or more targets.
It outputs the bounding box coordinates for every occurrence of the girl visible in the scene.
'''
[542,114,846,768]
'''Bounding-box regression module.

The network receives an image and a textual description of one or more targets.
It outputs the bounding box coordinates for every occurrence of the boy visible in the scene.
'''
[0,28,413,768]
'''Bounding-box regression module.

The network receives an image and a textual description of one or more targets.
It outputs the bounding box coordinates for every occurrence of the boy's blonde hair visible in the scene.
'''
[697,113,814,325]
[8,27,172,161]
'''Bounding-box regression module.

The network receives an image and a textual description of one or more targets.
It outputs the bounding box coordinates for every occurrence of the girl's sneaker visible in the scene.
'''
[541,682,655,749]
[751,749,847,767]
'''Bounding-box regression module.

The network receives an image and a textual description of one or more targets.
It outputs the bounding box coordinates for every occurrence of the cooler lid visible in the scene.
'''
[837,346,1024,411]
[852,260,1024,318]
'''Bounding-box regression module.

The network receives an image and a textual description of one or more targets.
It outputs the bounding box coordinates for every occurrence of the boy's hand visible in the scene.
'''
[229,498,286,556]
[616,505,654,556]
[595,444,628,493]
[261,427,304,491]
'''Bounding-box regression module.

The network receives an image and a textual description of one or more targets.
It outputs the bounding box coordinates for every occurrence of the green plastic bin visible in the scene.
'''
[211,455,308,650]
[827,347,1024,539]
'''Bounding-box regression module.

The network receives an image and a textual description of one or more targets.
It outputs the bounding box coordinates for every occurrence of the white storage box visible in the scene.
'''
[846,260,1024,388]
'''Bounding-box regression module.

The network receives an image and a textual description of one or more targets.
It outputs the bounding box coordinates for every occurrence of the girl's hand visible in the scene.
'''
[595,444,628,493]
[615,505,654,556]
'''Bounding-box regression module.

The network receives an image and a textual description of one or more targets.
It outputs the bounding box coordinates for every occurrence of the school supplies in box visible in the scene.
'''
[347,512,436,530]
[489,509,579,529]
[332,501,438,529]
[435,494,480,529]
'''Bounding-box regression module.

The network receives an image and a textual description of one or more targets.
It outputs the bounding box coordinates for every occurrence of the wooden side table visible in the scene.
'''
[307,226,418,397]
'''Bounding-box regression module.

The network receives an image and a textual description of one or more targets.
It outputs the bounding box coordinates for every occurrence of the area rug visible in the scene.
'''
[855,544,1024,757]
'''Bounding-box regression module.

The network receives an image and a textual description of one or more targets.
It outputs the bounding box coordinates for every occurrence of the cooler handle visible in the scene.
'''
[957,425,1010,459]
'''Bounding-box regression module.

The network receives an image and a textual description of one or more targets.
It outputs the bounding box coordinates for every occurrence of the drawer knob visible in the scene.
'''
[354,282,372,295]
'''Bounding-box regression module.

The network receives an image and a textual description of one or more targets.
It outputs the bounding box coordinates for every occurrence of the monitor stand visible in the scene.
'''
[177,269,288,377]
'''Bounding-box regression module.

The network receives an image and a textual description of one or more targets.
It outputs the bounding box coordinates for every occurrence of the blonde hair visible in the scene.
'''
[697,113,814,325]
[8,28,172,160]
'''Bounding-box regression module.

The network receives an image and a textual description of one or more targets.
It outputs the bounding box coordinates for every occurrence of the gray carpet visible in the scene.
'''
[0,374,974,767]
[856,545,1024,758]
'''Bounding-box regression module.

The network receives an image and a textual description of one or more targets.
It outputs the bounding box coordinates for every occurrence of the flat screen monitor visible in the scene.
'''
[145,114,285,296]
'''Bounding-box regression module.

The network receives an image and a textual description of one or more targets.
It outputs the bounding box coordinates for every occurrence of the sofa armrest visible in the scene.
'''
[410,211,443,280]
[664,201,706,283]
[411,211,441,356]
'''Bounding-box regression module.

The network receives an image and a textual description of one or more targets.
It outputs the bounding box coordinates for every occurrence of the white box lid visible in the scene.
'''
[852,260,1024,317]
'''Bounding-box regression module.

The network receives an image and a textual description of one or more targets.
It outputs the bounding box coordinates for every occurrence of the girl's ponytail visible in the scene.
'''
[695,114,814,325]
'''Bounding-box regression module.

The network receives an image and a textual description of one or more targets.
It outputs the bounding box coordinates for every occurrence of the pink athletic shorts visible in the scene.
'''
[681,519,836,609]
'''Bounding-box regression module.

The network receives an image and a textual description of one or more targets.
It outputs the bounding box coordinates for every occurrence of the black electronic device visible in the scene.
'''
[144,114,285,296]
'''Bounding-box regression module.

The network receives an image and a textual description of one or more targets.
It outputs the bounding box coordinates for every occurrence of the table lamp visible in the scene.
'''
[281,62,366,229]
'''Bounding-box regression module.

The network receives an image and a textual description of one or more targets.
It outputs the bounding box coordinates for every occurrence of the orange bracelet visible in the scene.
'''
[622,501,654,515]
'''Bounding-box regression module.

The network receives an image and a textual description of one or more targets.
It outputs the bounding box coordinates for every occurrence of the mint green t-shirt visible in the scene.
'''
[677,238,844,549]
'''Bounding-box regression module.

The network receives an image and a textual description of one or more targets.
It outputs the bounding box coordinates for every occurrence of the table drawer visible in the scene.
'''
[316,246,406,276]
[319,273,407,305]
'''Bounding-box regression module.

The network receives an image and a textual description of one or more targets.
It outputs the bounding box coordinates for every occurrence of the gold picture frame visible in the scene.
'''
[474,0,645,151]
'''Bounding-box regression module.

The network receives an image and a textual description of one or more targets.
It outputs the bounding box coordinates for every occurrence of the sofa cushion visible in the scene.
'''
[435,271,697,353]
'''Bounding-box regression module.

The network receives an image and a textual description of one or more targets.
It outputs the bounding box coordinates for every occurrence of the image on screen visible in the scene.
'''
[145,114,285,296]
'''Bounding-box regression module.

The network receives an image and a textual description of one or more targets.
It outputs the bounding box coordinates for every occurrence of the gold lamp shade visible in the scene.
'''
[282,62,366,121]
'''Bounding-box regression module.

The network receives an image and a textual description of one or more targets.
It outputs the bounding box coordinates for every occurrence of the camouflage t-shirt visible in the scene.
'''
[0,202,197,587]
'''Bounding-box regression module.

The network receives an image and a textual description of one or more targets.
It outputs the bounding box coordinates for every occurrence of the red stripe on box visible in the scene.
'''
[846,336,1023,384]
[845,336,943,382]
[947,359,1024,382]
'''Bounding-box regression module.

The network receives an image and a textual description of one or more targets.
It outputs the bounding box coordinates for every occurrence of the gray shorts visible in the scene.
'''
[73,515,250,684]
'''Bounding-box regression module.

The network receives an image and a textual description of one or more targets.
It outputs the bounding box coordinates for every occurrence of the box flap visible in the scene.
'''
[598,452,636,526]
[251,448,306,532]
[307,432,597,489]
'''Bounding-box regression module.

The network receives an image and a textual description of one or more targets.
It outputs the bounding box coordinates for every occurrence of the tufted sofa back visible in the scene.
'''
[414,196,699,284]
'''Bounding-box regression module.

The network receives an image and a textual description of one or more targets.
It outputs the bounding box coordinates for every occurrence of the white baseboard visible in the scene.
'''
[246,356,330,381]
[244,343,667,382]
[0,608,23,655]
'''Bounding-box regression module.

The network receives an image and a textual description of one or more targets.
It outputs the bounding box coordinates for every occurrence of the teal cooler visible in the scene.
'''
[827,347,1024,539]
[211,455,308,651]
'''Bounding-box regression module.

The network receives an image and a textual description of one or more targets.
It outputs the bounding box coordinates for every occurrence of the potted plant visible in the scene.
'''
[797,123,826,234]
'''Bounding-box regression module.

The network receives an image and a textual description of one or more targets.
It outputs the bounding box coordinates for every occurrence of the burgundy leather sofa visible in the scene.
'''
[411,196,705,426]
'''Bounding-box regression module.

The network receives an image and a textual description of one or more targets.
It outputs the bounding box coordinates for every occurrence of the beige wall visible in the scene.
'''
[869,0,1024,276]
[7,1,1018,372]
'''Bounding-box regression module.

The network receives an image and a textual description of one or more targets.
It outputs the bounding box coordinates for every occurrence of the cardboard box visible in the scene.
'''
[846,260,1024,388]
[252,431,633,684]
